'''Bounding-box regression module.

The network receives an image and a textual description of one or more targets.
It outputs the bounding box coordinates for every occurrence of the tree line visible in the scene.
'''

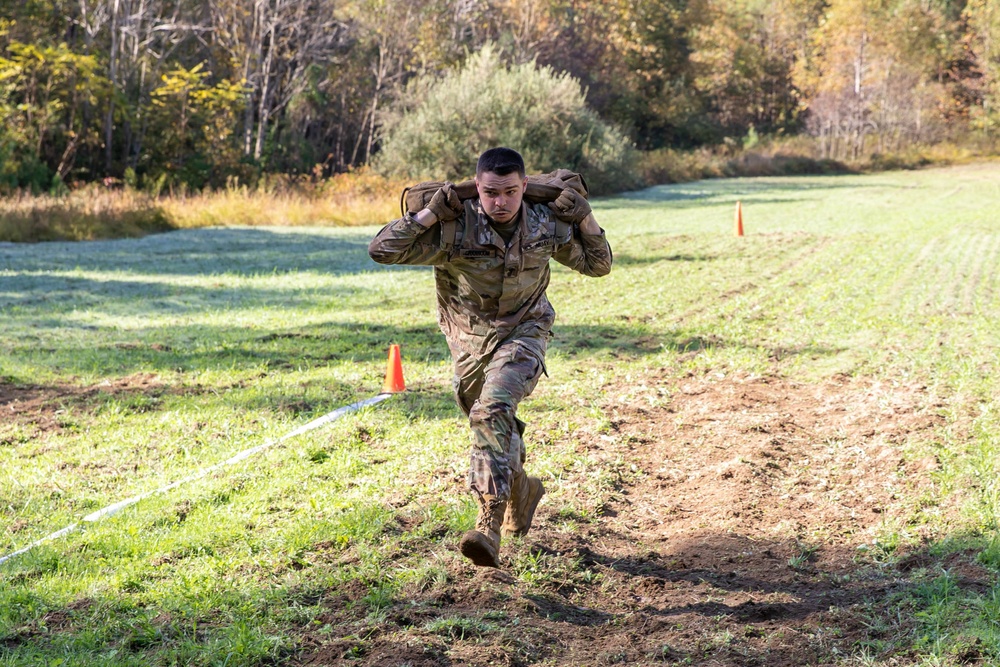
[0,0,997,193]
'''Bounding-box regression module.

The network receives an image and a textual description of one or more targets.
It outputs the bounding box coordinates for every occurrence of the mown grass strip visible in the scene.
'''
[1,162,1000,665]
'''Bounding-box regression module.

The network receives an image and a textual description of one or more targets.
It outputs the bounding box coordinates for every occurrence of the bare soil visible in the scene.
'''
[3,369,985,665]
[0,373,164,431]
[293,371,987,666]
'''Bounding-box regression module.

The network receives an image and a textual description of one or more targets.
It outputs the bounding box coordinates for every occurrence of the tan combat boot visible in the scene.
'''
[459,492,507,568]
[503,473,545,537]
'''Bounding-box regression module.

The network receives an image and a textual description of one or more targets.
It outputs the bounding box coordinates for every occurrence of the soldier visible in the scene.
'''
[368,147,612,568]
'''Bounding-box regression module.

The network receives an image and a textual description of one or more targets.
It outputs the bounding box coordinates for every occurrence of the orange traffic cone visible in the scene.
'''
[735,201,744,237]
[381,344,406,393]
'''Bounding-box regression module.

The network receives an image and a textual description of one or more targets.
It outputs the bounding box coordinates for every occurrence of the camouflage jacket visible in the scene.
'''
[368,199,613,357]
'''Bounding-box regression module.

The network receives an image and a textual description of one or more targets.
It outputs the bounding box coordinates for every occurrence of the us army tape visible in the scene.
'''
[0,393,394,567]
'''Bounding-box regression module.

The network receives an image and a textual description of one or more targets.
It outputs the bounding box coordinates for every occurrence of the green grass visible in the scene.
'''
[2,161,1000,664]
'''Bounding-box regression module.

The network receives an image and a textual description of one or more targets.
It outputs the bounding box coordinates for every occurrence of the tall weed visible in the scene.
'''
[0,169,405,242]
[2,140,997,242]
[0,187,173,242]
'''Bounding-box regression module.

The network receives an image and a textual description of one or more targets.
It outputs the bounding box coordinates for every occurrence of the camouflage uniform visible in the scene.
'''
[369,198,612,500]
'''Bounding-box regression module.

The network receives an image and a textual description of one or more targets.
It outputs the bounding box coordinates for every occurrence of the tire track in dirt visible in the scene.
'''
[884,232,983,319]
[960,233,1000,315]
[940,232,976,316]
[883,234,940,314]
[669,234,833,326]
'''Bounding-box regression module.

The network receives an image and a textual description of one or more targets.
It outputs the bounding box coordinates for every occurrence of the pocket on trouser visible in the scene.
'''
[501,341,545,399]
[468,446,513,500]
[452,351,485,417]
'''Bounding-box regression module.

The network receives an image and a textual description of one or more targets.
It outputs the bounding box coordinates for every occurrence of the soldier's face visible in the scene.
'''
[476,171,527,224]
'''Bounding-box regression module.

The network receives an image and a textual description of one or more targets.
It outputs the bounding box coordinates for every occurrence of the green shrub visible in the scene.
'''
[375,45,640,195]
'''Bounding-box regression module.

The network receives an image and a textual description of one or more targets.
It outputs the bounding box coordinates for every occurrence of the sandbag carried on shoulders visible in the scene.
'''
[400,168,589,218]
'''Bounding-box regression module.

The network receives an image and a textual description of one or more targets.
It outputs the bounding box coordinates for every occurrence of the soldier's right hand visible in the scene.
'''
[426,183,463,223]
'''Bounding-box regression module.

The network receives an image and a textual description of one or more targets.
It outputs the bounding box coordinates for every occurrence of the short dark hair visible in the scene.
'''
[476,147,525,178]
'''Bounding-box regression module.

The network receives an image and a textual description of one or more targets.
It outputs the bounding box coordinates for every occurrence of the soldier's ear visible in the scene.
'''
[521,176,527,192]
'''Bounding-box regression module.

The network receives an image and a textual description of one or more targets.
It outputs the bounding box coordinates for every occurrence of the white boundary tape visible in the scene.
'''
[0,392,394,567]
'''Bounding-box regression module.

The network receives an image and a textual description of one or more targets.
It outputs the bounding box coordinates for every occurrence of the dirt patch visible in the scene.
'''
[39,598,94,633]
[289,373,974,666]
[0,373,165,437]
[600,371,946,543]
[1,597,94,647]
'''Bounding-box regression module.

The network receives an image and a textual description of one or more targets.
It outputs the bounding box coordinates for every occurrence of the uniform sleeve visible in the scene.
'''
[551,224,613,277]
[368,215,450,266]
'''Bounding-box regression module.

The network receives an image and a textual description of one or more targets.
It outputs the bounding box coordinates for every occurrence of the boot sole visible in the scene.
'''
[503,480,545,538]
[459,531,500,568]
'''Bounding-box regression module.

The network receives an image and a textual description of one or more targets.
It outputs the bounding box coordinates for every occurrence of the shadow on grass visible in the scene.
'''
[601,173,894,211]
[5,309,847,387]
[8,320,448,376]
[598,174,888,202]
[0,273,370,313]
[0,227,384,277]
[7,319,846,381]
[0,369,460,428]
[551,326,847,362]
[1,225,841,401]
[610,252,718,266]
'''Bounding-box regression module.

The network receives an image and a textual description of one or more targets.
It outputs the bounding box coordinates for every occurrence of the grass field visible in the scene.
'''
[2,161,1000,666]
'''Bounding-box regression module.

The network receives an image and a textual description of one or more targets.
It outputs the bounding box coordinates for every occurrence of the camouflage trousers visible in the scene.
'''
[452,331,548,501]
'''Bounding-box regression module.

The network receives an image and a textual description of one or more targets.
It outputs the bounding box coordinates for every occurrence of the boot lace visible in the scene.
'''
[475,497,505,533]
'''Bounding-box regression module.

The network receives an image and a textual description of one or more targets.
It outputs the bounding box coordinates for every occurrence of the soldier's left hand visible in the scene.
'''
[547,188,592,223]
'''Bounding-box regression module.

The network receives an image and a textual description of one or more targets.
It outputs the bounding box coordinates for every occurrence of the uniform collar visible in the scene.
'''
[475,202,526,250]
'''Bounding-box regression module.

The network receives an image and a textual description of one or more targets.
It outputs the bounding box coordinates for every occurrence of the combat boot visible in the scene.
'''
[459,493,506,568]
[502,473,545,537]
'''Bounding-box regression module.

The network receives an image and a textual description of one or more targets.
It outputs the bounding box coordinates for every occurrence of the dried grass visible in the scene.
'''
[0,169,406,242]
[0,187,172,242]
[2,144,996,243]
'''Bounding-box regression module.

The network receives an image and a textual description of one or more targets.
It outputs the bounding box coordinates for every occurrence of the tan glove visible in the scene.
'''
[547,187,591,224]
[426,183,463,222]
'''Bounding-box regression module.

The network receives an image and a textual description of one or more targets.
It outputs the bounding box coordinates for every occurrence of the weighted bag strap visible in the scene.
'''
[440,218,458,252]
[399,187,412,219]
